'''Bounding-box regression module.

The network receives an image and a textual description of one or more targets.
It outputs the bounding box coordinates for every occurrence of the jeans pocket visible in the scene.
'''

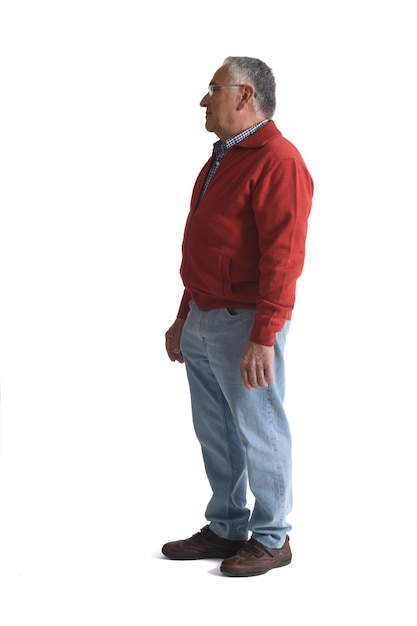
[226,307,254,317]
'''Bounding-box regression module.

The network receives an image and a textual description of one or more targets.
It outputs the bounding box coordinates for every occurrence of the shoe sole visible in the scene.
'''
[162,551,238,560]
[221,557,292,577]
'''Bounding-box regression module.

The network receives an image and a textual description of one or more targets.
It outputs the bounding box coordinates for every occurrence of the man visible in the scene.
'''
[162,57,313,577]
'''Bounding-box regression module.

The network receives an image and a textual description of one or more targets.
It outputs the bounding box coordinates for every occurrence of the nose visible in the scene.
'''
[200,92,209,107]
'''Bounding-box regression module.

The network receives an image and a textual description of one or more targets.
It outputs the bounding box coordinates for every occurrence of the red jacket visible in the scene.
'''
[177,120,314,346]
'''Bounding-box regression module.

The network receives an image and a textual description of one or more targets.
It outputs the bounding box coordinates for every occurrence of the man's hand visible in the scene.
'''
[165,318,186,363]
[240,341,274,390]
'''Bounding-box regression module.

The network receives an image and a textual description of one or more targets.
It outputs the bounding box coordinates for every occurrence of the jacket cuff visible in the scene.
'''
[249,317,287,346]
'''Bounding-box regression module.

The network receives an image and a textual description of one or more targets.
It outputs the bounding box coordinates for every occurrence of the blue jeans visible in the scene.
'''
[180,300,292,549]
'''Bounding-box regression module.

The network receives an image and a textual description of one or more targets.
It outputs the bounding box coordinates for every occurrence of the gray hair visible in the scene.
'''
[224,56,276,118]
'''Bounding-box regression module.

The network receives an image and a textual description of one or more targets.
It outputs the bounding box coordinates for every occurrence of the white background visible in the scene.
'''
[0,1,416,624]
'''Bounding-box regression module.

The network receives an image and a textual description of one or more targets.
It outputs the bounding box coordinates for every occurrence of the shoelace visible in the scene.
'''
[239,541,271,557]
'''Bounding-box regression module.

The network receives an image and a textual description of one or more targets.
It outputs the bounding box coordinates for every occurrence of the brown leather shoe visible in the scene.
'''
[161,525,247,560]
[220,536,292,577]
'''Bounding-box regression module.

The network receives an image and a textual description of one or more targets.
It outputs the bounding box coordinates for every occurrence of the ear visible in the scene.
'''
[237,84,255,110]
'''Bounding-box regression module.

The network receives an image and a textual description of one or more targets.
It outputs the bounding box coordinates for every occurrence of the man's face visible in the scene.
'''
[200,64,243,142]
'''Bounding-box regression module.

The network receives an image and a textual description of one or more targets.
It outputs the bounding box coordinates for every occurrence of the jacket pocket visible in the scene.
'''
[220,255,232,295]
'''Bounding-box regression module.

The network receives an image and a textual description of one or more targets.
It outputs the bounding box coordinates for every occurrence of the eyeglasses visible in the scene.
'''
[207,84,244,97]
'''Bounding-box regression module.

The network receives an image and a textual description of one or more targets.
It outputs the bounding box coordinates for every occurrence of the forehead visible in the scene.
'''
[210,64,231,84]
